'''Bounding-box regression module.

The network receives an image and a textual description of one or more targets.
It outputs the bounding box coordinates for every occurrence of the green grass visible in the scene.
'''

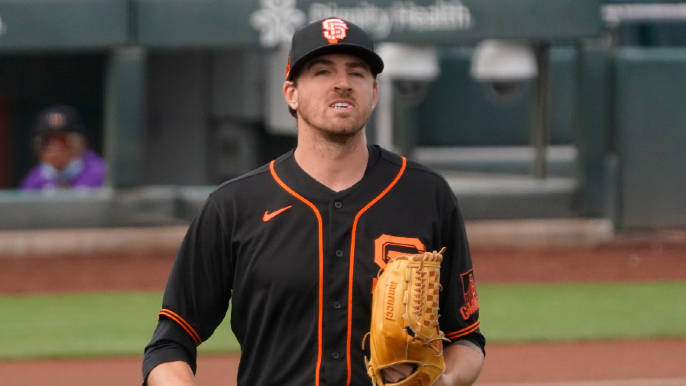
[479,281,686,343]
[1,281,685,360]
[0,292,239,360]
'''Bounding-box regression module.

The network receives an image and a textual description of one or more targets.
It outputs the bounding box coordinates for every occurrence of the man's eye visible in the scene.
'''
[314,69,329,75]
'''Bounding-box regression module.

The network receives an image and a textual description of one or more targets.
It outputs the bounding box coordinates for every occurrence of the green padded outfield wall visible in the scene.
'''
[416,47,577,147]
[0,0,129,50]
[615,48,686,229]
[575,45,612,217]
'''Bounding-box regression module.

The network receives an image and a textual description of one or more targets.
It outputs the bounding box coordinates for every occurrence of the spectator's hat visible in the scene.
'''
[34,105,84,137]
[285,17,384,80]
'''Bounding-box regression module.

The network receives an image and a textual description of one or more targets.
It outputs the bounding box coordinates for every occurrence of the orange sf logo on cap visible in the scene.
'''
[322,18,348,44]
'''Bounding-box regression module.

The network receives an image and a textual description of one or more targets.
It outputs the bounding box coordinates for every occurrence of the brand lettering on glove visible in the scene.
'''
[385,281,398,320]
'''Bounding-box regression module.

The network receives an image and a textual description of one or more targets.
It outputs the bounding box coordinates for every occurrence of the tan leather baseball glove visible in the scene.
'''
[364,248,449,386]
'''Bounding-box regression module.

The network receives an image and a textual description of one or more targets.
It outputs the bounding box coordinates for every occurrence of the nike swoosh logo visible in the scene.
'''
[262,205,293,222]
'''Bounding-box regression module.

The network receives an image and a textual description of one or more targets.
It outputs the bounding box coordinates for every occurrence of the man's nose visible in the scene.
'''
[333,73,352,90]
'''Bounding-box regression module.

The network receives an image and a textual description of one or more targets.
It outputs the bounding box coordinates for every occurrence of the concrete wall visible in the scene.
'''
[615,48,686,229]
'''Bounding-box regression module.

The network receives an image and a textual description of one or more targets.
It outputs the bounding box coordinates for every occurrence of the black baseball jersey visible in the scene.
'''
[143,145,484,386]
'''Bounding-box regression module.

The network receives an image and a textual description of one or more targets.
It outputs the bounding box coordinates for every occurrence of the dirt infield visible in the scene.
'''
[2,339,686,386]
[1,221,685,385]
[2,228,685,294]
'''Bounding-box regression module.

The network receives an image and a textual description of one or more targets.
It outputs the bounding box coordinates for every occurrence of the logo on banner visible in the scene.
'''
[250,0,306,47]
[250,0,474,48]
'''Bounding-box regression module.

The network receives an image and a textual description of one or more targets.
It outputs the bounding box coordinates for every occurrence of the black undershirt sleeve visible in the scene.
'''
[437,179,486,355]
[142,193,234,384]
[142,319,198,382]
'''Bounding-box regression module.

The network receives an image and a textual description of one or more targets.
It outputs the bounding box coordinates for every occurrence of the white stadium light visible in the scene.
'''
[374,43,440,151]
[377,43,439,80]
[471,39,537,82]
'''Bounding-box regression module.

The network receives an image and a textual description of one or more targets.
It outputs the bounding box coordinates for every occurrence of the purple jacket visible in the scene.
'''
[20,149,106,190]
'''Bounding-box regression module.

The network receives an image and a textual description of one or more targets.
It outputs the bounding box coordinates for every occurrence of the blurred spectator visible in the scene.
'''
[20,105,105,190]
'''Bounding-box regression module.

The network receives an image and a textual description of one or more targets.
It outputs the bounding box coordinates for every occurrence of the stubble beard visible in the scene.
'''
[301,112,368,144]
[298,95,373,144]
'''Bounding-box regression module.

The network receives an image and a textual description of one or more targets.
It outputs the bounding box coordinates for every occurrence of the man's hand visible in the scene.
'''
[382,363,415,382]
[380,340,484,386]
[40,136,72,170]
[147,361,197,386]
[435,340,484,386]
[432,373,458,386]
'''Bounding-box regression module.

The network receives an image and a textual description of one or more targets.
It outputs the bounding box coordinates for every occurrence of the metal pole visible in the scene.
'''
[531,43,550,179]
[375,76,394,150]
[104,46,146,188]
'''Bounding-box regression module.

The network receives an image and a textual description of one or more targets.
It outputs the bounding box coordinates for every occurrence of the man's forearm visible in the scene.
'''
[437,339,484,386]
[147,361,197,386]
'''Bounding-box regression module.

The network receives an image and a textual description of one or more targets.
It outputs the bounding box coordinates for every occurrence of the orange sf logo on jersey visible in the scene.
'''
[322,18,348,44]
[371,234,425,293]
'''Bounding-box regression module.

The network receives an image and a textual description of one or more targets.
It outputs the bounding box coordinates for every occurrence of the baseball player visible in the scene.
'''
[143,17,484,386]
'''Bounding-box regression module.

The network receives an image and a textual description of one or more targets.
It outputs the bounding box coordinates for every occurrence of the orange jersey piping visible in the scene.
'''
[159,308,202,346]
[269,160,325,386]
[445,320,480,341]
[346,156,407,386]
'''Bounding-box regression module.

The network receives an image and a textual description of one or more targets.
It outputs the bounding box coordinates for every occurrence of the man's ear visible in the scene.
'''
[283,81,298,111]
[371,80,379,110]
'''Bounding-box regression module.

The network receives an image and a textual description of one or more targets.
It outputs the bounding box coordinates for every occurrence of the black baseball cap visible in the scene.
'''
[33,104,84,137]
[285,17,384,80]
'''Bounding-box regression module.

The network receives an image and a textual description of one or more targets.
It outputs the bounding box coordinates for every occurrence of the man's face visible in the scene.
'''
[38,134,77,170]
[284,53,378,139]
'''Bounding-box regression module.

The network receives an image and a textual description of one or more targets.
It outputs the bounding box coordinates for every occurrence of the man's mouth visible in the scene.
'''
[330,101,354,111]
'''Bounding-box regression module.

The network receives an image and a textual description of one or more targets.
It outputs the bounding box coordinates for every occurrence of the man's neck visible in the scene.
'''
[294,131,369,192]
